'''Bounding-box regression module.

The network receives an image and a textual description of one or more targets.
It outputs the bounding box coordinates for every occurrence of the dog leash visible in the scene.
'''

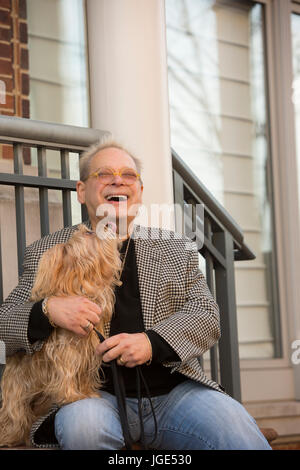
[135,365,158,450]
[93,328,157,450]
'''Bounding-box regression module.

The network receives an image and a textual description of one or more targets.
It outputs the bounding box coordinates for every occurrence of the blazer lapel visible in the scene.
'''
[133,225,162,330]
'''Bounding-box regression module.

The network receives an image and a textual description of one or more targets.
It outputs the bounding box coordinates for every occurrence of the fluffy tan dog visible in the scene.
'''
[0,224,122,447]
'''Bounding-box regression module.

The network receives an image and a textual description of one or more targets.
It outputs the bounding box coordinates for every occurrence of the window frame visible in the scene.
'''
[237,0,300,401]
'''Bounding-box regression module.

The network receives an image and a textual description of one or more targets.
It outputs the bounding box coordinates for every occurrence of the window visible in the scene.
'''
[24,0,90,225]
[27,0,90,127]
[165,0,279,358]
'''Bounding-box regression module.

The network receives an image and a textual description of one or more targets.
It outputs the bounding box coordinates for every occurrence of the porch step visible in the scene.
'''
[244,400,300,438]
[271,435,300,450]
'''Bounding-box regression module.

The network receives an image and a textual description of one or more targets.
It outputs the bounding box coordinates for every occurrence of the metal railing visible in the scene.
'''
[0,116,255,402]
[172,149,255,401]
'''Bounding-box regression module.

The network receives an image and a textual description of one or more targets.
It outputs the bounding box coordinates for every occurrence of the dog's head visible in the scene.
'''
[30,224,122,317]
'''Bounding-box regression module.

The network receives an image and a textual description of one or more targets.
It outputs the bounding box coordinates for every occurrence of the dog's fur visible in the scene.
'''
[0,224,122,447]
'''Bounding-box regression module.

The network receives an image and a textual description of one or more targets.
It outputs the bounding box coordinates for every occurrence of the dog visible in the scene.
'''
[0,224,122,447]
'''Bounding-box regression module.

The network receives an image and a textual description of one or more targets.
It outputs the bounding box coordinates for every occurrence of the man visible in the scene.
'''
[0,139,271,450]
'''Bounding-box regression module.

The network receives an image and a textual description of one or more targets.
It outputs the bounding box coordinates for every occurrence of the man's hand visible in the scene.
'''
[47,296,102,336]
[95,333,152,367]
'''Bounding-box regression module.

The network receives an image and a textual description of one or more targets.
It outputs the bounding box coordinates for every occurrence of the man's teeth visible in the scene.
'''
[106,195,128,201]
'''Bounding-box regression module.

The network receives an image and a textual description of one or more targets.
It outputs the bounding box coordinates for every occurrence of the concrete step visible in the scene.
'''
[271,435,300,450]
[244,400,300,438]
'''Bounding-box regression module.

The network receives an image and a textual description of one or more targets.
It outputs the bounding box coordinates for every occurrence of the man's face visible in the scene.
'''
[77,147,143,232]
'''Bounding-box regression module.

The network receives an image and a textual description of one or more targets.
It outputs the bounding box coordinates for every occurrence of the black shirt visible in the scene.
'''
[101,237,185,397]
[28,237,186,397]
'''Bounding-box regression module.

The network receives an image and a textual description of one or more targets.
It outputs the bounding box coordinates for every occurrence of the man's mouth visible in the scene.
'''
[105,195,128,203]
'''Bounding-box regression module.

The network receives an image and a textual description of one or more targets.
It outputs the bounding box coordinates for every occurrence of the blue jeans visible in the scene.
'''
[54,380,271,450]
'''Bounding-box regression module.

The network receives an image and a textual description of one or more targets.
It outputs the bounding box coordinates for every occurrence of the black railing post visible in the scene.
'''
[214,230,242,402]
[173,169,185,234]
[0,340,5,384]
[205,218,219,384]
[37,147,50,236]
[13,144,26,278]
[61,150,72,227]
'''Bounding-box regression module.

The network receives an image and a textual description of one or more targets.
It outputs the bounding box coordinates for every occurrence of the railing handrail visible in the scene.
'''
[0,115,107,149]
[172,148,255,261]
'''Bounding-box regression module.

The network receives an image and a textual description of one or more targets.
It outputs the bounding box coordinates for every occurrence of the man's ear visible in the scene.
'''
[76,180,86,204]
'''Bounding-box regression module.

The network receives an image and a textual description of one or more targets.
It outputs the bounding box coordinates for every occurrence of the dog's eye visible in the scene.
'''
[85,231,95,237]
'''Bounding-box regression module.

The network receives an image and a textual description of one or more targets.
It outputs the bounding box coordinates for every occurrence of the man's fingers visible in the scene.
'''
[102,344,124,363]
[95,332,150,368]
[84,299,102,316]
[102,351,118,363]
[47,296,102,336]
[96,334,129,361]
[97,334,128,353]
[84,308,101,326]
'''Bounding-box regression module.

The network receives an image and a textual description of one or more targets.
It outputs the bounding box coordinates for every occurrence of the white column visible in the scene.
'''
[86,0,174,228]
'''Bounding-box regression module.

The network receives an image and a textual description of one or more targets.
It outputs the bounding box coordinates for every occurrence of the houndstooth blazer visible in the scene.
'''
[0,221,223,448]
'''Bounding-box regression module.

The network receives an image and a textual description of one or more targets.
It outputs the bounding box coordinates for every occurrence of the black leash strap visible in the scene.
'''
[94,328,157,450]
[111,357,134,449]
[136,366,158,450]
[94,328,134,449]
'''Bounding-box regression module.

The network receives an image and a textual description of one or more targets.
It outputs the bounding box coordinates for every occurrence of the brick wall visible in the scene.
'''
[0,0,30,162]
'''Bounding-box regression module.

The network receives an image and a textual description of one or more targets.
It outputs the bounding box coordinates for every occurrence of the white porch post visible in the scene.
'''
[86,0,174,227]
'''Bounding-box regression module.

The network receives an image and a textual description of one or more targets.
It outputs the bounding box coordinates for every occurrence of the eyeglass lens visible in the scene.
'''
[97,169,138,184]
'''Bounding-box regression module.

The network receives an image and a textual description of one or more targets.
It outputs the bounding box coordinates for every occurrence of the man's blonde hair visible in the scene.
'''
[79,135,143,184]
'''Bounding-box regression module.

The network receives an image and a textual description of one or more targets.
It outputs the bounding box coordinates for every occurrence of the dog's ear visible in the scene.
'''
[30,244,65,301]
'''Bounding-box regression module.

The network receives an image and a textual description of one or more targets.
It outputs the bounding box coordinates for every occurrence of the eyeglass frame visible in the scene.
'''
[87,167,141,185]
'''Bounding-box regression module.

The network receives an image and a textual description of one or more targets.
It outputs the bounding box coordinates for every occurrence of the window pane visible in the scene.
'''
[166,0,279,358]
[27,0,90,127]
[25,0,89,225]
[291,13,300,229]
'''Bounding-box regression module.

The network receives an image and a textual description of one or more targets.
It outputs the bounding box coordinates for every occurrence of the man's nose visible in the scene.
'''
[111,174,123,185]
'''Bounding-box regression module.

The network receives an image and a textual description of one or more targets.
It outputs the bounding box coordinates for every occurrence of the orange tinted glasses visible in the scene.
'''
[88,167,140,185]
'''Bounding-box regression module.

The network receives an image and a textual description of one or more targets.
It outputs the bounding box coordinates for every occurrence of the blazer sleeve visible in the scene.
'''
[28,299,54,344]
[0,244,44,356]
[147,242,221,366]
